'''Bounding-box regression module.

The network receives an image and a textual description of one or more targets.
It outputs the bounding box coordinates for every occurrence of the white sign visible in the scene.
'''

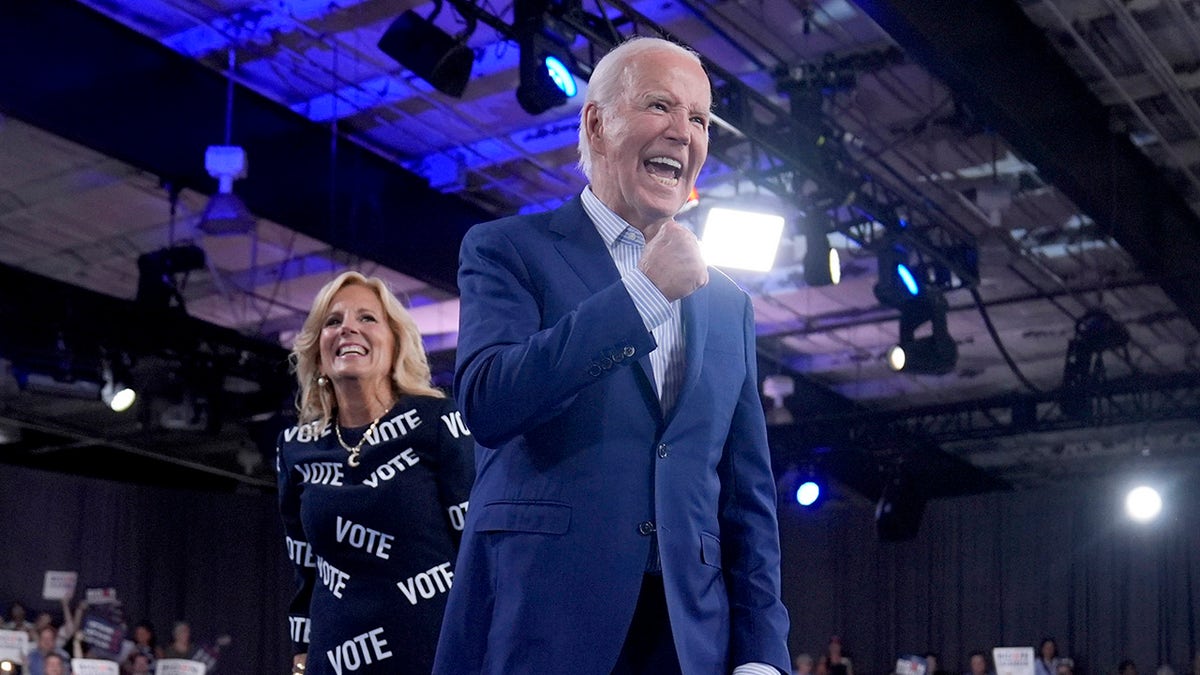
[897,656,928,675]
[994,647,1036,675]
[156,659,207,675]
[86,587,119,605]
[43,570,78,600]
[73,659,121,675]
[0,629,29,664]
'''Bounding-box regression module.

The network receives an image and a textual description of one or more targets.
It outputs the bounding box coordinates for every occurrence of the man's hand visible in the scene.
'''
[639,220,709,301]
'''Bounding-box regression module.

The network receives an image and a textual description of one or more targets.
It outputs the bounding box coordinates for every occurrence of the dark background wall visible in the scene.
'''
[1,465,1196,674]
[781,475,1200,675]
[0,466,291,672]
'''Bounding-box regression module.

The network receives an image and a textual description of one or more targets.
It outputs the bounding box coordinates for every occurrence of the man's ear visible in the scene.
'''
[583,103,605,155]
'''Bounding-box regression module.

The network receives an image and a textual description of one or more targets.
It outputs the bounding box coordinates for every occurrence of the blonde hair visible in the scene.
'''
[576,36,707,180]
[290,271,443,424]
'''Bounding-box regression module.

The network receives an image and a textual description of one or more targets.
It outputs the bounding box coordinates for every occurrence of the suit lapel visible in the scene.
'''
[548,198,661,417]
[549,198,618,295]
[666,282,710,425]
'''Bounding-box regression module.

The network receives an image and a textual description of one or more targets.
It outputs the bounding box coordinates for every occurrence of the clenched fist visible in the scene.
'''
[639,220,709,301]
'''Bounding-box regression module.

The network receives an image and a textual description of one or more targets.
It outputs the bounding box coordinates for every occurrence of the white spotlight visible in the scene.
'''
[101,380,136,413]
[796,481,821,507]
[700,207,785,272]
[1124,485,1162,522]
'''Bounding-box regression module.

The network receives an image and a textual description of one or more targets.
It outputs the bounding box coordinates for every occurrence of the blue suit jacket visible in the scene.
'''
[434,197,790,674]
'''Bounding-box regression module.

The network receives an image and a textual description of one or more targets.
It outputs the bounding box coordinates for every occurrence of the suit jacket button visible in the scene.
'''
[623,346,636,357]
[588,363,602,377]
[657,443,668,458]
[637,521,656,536]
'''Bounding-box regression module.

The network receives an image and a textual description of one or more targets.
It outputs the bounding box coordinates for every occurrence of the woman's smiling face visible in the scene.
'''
[318,283,396,392]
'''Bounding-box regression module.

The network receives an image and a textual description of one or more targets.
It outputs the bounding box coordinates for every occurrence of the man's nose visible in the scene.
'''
[664,110,692,143]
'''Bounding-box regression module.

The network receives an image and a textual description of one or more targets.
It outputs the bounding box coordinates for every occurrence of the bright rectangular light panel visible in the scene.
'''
[699,207,785,272]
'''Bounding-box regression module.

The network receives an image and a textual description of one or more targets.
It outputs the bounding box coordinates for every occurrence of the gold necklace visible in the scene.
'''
[335,413,384,467]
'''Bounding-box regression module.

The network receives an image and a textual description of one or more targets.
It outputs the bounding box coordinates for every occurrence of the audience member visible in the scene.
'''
[161,620,193,659]
[822,635,854,675]
[966,649,993,675]
[1058,659,1076,675]
[127,652,153,675]
[42,652,68,675]
[795,652,816,675]
[926,652,951,675]
[2,601,36,640]
[1119,660,1138,675]
[1036,639,1060,675]
[118,620,161,674]
[25,625,72,675]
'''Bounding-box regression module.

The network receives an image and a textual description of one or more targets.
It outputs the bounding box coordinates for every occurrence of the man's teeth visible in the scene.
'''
[646,157,682,185]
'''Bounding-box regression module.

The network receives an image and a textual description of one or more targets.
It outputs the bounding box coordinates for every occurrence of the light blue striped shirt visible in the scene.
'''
[580,188,685,412]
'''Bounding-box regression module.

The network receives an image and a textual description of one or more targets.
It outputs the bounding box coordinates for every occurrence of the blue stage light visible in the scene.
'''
[896,263,919,296]
[544,55,577,97]
[796,480,821,507]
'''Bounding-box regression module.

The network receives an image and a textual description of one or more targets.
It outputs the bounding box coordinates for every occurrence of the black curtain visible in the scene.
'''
[780,473,1200,675]
[0,465,292,673]
[2,464,1197,675]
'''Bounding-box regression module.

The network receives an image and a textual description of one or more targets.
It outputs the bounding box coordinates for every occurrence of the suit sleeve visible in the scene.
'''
[454,223,656,448]
[716,296,792,672]
[276,433,314,656]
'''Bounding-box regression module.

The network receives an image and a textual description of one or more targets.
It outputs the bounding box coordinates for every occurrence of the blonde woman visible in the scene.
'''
[277,271,473,675]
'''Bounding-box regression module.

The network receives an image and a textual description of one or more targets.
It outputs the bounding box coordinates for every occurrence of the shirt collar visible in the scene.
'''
[581,187,644,247]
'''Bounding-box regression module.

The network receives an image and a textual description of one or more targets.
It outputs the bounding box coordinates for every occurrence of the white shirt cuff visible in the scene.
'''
[734,663,783,675]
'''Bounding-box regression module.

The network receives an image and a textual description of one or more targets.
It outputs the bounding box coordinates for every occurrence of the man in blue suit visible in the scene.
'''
[434,36,791,675]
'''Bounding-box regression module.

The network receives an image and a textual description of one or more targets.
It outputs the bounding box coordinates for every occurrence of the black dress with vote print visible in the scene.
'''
[277,394,474,675]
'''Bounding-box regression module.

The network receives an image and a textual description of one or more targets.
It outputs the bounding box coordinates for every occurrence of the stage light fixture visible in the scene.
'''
[377,9,475,98]
[761,374,795,425]
[700,207,785,272]
[803,230,841,286]
[874,241,925,308]
[136,244,207,313]
[200,146,254,235]
[200,49,255,235]
[1059,308,1130,420]
[101,358,136,413]
[896,263,919,295]
[514,0,578,115]
[1125,485,1162,523]
[516,35,578,115]
[778,463,828,510]
[796,479,822,507]
[887,292,957,375]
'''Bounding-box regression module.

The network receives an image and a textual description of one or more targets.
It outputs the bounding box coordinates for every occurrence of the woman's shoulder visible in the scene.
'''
[397,392,459,413]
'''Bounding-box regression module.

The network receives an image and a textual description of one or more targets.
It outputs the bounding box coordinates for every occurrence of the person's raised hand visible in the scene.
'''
[639,219,709,301]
